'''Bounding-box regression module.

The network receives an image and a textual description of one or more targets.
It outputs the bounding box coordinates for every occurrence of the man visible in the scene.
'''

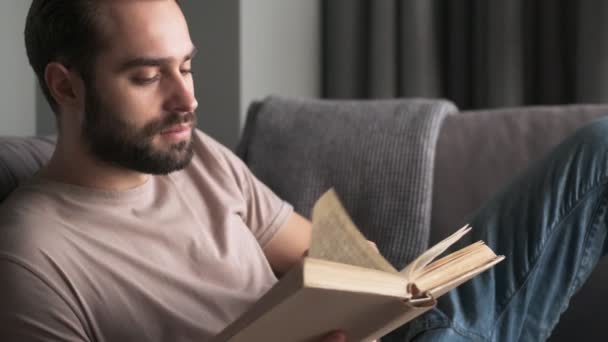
[0,1,606,342]
[0,0,333,341]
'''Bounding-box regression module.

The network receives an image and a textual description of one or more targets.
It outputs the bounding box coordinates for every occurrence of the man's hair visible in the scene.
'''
[24,0,105,114]
[24,0,181,115]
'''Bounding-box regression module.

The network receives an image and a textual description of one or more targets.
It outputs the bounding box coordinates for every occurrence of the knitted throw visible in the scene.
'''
[237,96,456,269]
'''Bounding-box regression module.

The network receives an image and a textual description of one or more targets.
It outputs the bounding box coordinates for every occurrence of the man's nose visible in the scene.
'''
[165,74,198,114]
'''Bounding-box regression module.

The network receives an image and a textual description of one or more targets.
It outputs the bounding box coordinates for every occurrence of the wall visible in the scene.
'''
[185,0,321,148]
[181,0,242,148]
[0,0,37,136]
[240,0,321,125]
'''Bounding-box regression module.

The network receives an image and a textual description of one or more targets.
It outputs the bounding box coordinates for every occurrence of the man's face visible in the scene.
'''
[81,0,198,175]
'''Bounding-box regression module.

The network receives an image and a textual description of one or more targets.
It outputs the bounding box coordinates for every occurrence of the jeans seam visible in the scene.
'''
[410,323,487,341]
[450,323,488,341]
[540,187,608,340]
[563,186,608,299]
[488,176,608,341]
[406,308,487,341]
[568,189,607,293]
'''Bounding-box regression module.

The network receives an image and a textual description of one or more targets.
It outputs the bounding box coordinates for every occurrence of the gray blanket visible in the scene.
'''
[237,96,457,269]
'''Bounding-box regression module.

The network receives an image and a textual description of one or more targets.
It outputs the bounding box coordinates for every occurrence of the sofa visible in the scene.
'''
[1,99,607,341]
[237,98,608,342]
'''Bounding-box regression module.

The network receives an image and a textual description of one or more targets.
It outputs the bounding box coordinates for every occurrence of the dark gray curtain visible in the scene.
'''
[323,0,608,109]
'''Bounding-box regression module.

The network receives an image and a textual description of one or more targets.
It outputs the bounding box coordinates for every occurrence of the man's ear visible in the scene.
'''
[44,62,84,113]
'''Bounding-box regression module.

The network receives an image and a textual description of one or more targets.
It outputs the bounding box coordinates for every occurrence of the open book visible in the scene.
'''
[212,189,504,342]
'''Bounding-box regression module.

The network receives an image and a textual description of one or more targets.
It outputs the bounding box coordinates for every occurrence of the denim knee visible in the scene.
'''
[568,117,608,156]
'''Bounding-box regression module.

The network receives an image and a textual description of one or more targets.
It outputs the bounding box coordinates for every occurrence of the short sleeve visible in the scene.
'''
[0,258,90,342]
[197,132,293,247]
[235,160,294,247]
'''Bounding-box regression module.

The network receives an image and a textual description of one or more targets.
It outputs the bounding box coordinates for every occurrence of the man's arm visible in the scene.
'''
[0,259,89,342]
[262,212,380,276]
[262,212,312,277]
[262,214,379,342]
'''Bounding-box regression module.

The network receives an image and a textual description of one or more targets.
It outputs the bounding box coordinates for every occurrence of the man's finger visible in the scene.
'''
[320,330,347,342]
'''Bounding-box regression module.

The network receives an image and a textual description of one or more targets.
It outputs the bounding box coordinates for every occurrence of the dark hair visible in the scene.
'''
[24,0,107,114]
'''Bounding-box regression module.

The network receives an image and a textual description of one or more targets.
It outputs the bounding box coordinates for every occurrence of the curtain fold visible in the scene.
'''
[323,0,608,109]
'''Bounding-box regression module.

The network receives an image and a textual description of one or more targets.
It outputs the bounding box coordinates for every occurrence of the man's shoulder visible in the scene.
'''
[0,183,67,258]
[0,177,59,216]
[0,189,80,338]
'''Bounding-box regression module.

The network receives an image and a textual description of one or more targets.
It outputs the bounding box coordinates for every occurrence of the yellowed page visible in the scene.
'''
[427,255,505,298]
[416,241,486,276]
[400,224,472,279]
[413,243,497,291]
[309,189,397,273]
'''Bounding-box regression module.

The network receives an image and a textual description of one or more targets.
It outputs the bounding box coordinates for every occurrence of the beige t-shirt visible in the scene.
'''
[0,130,293,342]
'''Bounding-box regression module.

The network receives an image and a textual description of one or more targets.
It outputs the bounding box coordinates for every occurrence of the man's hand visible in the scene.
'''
[320,330,347,342]
[367,240,379,253]
[320,330,377,342]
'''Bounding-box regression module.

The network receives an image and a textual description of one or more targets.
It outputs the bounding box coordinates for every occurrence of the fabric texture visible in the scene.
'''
[0,136,54,202]
[237,96,457,269]
[0,129,293,341]
[431,104,608,242]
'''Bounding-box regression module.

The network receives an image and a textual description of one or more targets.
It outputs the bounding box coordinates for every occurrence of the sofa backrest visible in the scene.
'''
[0,136,55,202]
[431,104,608,243]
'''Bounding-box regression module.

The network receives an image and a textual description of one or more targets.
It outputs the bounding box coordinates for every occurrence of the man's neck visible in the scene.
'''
[39,139,149,191]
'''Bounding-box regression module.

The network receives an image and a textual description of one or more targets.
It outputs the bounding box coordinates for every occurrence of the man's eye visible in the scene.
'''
[132,75,160,85]
[181,69,193,76]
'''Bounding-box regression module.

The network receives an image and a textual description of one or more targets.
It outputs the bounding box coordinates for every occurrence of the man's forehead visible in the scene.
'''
[96,0,191,59]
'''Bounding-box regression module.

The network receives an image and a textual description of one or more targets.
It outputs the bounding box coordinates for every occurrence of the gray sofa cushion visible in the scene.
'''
[0,136,55,202]
[432,104,608,242]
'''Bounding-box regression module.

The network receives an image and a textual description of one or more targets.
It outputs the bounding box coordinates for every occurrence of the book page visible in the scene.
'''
[412,242,497,292]
[425,255,504,298]
[309,189,397,273]
[399,225,472,280]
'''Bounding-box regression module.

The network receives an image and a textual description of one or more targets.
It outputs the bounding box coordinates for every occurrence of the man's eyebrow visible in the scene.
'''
[117,46,198,72]
[185,46,198,61]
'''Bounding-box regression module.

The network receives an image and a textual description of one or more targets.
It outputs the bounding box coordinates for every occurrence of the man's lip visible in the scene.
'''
[160,124,191,134]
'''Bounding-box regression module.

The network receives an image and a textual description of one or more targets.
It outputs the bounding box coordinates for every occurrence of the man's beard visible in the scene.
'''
[82,91,197,175]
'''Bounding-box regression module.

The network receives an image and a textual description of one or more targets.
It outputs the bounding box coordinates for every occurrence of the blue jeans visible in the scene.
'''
[391,118,608,341]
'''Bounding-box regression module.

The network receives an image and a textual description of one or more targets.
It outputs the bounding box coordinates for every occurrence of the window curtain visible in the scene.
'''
[322,0,608,109]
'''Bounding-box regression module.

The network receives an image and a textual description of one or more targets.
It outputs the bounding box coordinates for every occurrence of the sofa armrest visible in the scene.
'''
[0,136,55,202]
